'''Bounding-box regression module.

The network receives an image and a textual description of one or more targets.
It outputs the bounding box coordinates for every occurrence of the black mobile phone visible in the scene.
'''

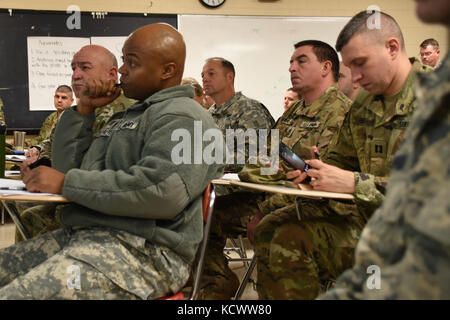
[279,142,309,172]
[29,157,52,169]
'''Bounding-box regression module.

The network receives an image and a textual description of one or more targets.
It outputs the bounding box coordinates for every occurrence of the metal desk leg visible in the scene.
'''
[234,255,257,300]
[1,200,30,240]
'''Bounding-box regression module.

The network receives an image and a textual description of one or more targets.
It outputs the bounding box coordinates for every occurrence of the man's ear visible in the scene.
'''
[109,67,119,80]
[386,37,401,59]
[321,60,332,78]
[161,62,176,80]
[226,71,235,84]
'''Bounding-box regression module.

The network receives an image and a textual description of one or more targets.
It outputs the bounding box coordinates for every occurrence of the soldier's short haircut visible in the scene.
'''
[294,40,340,82]
[55,85,73,96]
[181,77,204,97]
[206,57,236,77]
[420,38,439,50]
[335,10,405,52]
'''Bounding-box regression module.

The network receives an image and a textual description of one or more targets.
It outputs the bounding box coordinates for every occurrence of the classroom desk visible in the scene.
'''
[0,193,69,241]
[212,178,355,200]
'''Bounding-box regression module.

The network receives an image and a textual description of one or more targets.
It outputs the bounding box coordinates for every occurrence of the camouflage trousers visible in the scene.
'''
[254,198,366,300]
[0,227,190,299]
[15,203,62,243]
[201,191,263,299]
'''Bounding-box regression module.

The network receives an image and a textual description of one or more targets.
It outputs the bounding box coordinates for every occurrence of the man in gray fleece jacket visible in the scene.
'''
[0,23,224,299]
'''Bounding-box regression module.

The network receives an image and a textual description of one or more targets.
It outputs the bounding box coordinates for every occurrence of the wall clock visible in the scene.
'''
[200,0,226,9]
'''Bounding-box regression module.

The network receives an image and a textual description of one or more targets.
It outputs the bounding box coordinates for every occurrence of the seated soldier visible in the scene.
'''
[14,45,136,243]
[200,40,351,299]
[27,85,74,151]
[0,23,223,300]
[246,10,431,300]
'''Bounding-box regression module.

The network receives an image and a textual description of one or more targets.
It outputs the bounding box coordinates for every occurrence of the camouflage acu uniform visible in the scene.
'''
[209,91,275,175]
[200,91,274,299]
[253,69,421,300]
[201,85,350,299]
[0,97,5,125]
[1,227,189,299]
[2,85,219,299]
[14,92,135,243]
[320,53,450,300]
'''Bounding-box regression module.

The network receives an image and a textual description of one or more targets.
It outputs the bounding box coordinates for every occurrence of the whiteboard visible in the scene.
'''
[91,36,128,70]
[179,15,351,121]
[27,37,90,111]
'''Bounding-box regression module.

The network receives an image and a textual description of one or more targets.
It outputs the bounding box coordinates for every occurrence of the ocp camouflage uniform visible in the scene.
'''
[199,91,274,299]
[0,97,5,124]
[252,68,422,300]
[200,84,350,299]
[14,92,135,243]
[36,92,136,159]
[27,111,60,148]
[320,53,450,300]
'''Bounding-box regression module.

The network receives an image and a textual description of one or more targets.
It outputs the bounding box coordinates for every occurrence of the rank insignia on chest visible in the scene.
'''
[371,139,387,158]
[300,121,320,128]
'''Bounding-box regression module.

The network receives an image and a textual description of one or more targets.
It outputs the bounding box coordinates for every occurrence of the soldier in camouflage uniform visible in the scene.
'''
[27,85,74,148]
[0,24,223,299]
[15,91,135,243]
[248,11,431,300]
[0,97,5,125]
[319,0,450,300]
[198,57,274,299]
[14,46,135,243]
[200,43,351,299]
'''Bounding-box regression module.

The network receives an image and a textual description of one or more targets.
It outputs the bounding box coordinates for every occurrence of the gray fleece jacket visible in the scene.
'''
[52,85,224,262]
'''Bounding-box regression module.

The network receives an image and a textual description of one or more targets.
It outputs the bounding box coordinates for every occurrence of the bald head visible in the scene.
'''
[71,44,118,98]
[336,11,405,52]
[119,23,186,100]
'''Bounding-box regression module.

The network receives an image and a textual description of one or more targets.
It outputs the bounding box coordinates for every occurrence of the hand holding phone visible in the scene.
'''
[279,142,310,172]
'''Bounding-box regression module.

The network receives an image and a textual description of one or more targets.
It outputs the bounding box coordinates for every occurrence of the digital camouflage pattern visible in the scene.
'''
[198,91,274,299]
[1,227,190,299]
[200,84,351,299]
[209,91,275,175]
[254,66,426,299]
[14,92,136,243]
[320,53,450,300]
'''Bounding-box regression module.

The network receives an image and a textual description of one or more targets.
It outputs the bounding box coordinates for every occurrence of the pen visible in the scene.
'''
[0,187,26,190]
[313,150,320,160]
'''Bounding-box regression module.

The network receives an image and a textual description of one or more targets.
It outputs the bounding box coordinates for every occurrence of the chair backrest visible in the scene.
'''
[189,183,216,300]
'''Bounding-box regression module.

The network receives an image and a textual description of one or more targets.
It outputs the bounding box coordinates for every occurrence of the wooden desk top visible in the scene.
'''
[0,194,70,202]
[212,178,355,200]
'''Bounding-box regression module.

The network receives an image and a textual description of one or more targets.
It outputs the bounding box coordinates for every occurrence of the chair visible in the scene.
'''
[158,183,216,300]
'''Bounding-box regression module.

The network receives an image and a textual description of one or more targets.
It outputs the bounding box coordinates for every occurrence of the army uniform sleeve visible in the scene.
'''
[28,112,58,147]
[255,94,352,216]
